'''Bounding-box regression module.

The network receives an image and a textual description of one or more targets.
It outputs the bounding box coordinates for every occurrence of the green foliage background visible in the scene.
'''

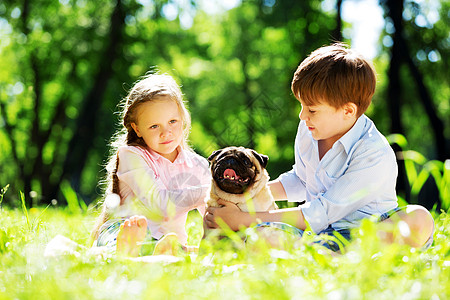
[0,0,449,207]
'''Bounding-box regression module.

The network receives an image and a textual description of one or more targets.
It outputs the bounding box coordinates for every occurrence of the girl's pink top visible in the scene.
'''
[116,145,211,245]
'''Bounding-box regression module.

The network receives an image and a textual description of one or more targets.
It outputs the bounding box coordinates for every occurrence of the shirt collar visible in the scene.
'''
[337,114,368,154]
[147,146,192,166]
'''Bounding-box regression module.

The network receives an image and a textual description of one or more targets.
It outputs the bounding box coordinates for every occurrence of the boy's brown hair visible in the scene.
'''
[291,43,376,116]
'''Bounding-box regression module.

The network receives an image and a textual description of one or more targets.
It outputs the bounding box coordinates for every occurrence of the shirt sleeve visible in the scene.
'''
[302,142,398,233]
[277,169,307,202]
[117,147,209,218]
[277,122,307,202]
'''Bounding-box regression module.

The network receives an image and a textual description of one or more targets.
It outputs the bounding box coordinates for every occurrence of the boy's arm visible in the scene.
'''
[268,180,287,200]
[204,199,307,231]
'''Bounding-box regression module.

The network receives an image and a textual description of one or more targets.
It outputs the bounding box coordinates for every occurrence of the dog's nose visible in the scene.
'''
[223,157,238,165]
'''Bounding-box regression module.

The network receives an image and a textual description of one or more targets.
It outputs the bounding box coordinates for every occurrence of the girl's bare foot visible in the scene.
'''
[116,216,148,257]
[153,233,200,256]
[153,233,182,256]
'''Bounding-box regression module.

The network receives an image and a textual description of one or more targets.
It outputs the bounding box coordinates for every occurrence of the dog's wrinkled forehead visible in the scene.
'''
[208,146,268,169]
[208,147,250,163]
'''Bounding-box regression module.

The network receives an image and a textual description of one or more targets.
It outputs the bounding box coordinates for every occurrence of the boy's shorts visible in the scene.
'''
[254,222,350,252]
[254,207,433,252]
[95,218,158,255]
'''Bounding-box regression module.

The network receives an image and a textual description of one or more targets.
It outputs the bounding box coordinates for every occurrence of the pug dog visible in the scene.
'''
[206,146,277,212]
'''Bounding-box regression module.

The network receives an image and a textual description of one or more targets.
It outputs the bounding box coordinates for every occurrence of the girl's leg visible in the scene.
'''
[116,215,148,257]
[95,218,124,252]
[379,205,434,248]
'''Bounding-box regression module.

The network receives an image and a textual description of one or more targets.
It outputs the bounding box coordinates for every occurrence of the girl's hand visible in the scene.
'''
[204,199,243,231]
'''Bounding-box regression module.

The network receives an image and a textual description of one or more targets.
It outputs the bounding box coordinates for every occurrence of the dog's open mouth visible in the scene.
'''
[212,155,257,194]
[214,166,254,194]
[222,169,250,184]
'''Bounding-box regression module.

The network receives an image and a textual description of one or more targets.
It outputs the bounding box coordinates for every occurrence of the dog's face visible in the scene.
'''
[208,146,268,194]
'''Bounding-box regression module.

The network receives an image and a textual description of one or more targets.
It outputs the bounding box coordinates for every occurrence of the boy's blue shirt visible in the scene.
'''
[278,114,399,233]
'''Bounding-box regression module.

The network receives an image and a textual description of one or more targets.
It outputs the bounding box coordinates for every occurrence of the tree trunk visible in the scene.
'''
[386,0,404,135]
[384,0,447,209]
[332,0,343,42]
[402,45,447,160]
[60,0,126,199]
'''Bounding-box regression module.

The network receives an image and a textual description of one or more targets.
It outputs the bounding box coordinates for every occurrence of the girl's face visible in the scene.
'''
[131,97,183,162]
[299,100,357,147]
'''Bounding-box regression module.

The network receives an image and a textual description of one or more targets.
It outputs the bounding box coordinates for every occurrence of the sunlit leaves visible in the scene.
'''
[0,0,448,206]
[388,134,450,210]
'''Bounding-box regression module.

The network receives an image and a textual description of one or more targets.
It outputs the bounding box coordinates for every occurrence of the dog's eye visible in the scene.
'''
[243,158,252,167]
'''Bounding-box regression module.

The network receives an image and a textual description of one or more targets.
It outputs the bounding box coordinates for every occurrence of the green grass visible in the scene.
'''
[1,138,449,299]
[0,206,449,299]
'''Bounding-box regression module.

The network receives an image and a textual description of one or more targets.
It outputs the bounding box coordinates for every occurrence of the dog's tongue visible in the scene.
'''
[224,168,240,180]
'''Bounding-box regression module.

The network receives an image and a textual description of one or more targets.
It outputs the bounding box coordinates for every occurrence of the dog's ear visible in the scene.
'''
[208,149,223,162]
[251,150,269,168]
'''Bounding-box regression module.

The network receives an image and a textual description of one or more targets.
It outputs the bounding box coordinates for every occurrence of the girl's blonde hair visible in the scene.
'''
[91,73,191,241]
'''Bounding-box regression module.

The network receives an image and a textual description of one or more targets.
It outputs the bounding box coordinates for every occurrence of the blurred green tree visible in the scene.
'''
[377,0,449,208]
[0,0,221,206]
[0,0,447,209]
[180,1,341,180]
[0,0,341,206]
[379,0,449,161]
[0,0,129,206]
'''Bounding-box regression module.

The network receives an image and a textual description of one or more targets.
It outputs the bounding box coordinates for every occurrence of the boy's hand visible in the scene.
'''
[204,199,242,231]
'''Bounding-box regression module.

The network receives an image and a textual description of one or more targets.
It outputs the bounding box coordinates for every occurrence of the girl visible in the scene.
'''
[91,73,210,256]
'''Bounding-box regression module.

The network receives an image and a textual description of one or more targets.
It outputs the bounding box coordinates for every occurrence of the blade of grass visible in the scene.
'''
[32,204,51,233]
[403,150,428,185]
[244,192,256,216]
[441,160,450,210]
[20,191,31,231]
[428,160,443,196]
[410,168,430,197]
[60,180,82,213]
[396,195,409,207]
[403,150,428,165]
[387,133,408,149]
[215,218,245,249]
[0,184,9,211]
[404,160,418,185]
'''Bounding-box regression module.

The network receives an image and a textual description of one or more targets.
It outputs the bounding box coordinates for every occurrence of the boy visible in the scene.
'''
[204,44,434,250]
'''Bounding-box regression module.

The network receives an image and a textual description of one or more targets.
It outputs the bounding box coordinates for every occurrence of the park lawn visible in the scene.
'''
[0,207,449,300]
